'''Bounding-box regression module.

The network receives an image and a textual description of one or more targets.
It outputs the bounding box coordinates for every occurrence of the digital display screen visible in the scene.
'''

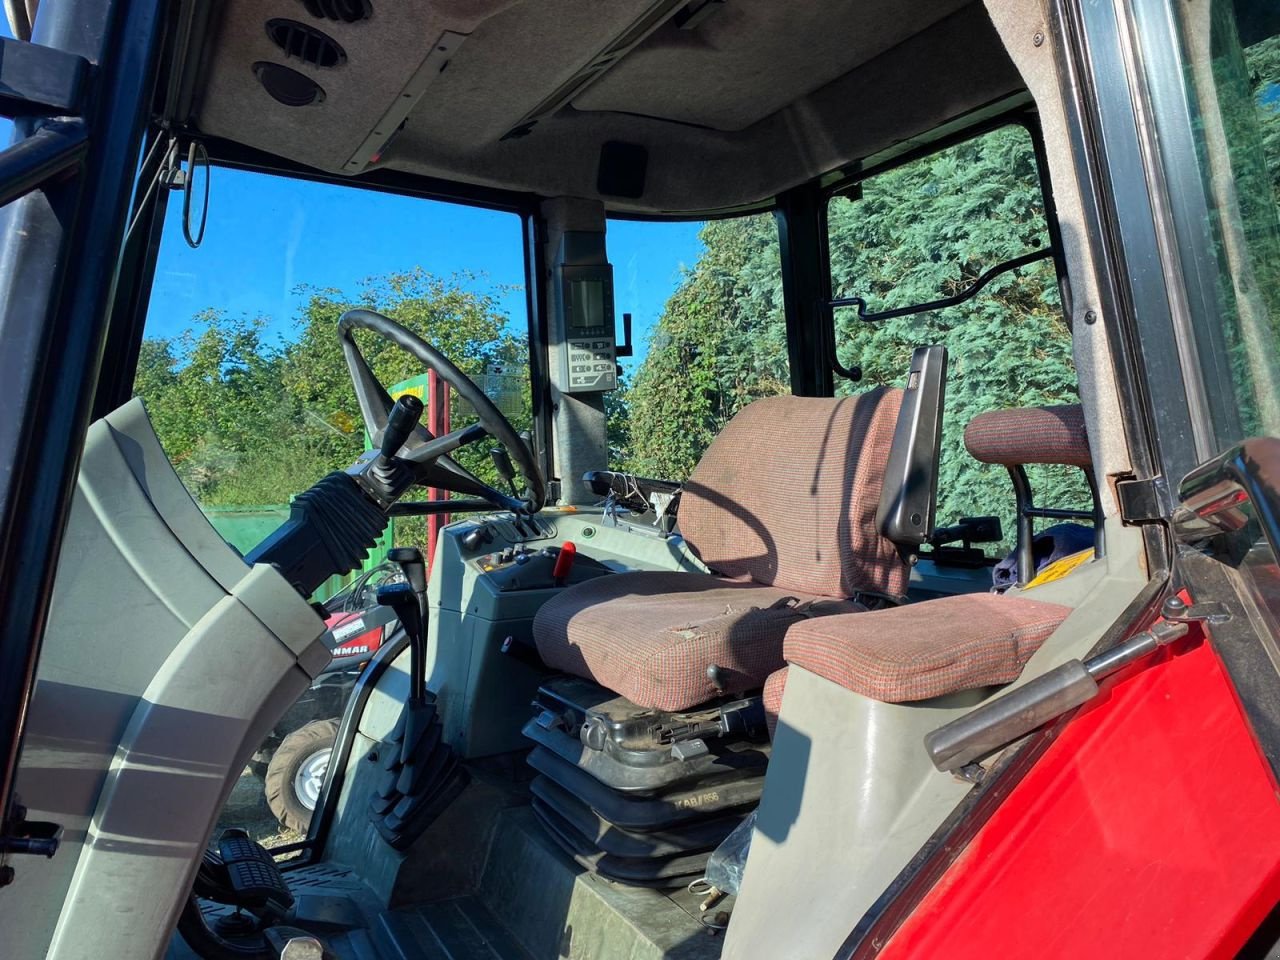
[568,278,606,331]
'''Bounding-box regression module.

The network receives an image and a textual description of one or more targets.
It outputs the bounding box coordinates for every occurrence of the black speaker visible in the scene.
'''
[597,141,648,199]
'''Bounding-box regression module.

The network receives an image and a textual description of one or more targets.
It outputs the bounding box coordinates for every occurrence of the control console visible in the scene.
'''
[473,542,612,592]
[557,264,617,393]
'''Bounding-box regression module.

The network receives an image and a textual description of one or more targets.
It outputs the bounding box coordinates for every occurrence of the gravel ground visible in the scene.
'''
[217,767,306,849]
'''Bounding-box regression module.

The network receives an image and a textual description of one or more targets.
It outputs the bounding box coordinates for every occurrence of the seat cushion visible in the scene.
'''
[677,389,909,601]
[532,571,863,712]
[783,594,1072,703]
[763,667,788,740]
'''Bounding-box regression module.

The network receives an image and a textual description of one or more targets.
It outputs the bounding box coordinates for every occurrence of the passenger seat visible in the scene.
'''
[765,402,1095,733]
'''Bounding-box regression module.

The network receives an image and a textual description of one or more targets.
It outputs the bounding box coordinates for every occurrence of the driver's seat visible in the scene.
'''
[532,387,908,712]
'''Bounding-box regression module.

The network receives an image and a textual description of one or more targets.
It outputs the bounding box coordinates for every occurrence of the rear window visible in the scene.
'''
[611,213,788,481]
[826,124,1088,552]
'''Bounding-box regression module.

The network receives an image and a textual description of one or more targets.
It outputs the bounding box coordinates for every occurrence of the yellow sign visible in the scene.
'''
[393,383,425,401]
[1024,548,1093,589]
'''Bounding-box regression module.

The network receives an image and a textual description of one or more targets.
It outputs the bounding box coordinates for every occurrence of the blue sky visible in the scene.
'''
[145,167,705,375]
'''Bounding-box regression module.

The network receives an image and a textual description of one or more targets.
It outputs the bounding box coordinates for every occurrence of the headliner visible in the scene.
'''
[187,0,1025,214]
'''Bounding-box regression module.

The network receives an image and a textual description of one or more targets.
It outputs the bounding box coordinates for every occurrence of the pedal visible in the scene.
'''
[264,927,335,959]
[217,828,294,913]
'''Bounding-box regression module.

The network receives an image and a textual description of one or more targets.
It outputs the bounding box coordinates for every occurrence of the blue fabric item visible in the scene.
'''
[993,522,1095,589]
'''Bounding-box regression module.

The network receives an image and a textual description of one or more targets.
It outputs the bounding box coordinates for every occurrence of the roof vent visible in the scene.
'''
[300,0,371,23]
[266,19,347,68]
[253,61,326,106]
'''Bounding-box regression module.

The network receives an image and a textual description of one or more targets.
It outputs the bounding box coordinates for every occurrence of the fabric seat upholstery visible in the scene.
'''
[762,593,1071,732]
[534,572,862,711]
[532,389,908,711]
[763,666,789,739]
[964,403,1091,468]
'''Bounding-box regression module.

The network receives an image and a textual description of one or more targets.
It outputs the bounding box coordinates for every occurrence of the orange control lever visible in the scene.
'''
[552,541,577,585]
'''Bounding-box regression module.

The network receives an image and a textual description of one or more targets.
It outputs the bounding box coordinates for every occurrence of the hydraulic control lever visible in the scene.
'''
[491,446,520,498]
[382,546,428,703]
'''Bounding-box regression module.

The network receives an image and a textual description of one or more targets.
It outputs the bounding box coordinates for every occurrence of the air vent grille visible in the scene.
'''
[300,0,371,23]
[253,61,326,107]
[267,19,347,68]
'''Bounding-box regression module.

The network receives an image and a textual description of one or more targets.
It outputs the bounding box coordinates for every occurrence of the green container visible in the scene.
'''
[204,504,394,604]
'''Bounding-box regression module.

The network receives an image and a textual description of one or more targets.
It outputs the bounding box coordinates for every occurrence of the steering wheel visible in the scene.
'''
[338,309,545,515]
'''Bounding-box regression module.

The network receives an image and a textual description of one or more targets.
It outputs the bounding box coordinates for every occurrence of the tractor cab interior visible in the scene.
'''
[13,0,1252,958]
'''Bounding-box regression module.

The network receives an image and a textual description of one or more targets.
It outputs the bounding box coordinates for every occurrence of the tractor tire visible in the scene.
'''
[265,718,339,833]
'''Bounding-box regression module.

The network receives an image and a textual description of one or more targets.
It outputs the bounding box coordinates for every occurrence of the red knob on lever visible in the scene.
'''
[552,541,577,586]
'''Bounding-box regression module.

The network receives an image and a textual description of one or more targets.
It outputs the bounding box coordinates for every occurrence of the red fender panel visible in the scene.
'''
[880,629,1280,960]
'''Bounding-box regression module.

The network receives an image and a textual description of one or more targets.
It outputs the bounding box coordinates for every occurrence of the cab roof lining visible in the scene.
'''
[191,0,1024,214]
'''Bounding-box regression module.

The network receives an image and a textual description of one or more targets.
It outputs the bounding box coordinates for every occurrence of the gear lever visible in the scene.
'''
[369,544,468,846]
[379,546,431,760]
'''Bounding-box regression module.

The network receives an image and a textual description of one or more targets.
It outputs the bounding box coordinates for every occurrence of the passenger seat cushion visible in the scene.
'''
[964,404,1091,468]
[532,571,862,712]
[678,389,909,601]
[783,594,1072,703]
[763,667,787,740]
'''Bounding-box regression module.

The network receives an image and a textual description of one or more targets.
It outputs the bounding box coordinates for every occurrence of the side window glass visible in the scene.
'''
[614,214,789,480]
[1174,2,1280,442]
[827,125,1086,553]
[133,168,526,847]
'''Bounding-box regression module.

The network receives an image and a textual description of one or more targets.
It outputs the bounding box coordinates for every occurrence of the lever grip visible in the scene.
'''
[380,395,424,462]
[491,447,518,489]
[388,545,427,595]
[552,541,577,585]
[377,581,422,642]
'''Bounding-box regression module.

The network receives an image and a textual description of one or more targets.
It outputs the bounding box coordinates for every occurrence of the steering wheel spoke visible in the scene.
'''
[340,332,397,444]
[402,424,488,466]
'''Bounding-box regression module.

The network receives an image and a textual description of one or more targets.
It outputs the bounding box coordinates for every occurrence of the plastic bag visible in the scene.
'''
[992,522,1095,589]
[702,809,757,896]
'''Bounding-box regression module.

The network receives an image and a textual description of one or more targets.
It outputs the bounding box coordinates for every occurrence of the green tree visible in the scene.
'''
[828,126,1085,544]
[625,214,789,478]
[625,125,1087,551]
[1245,35,1280,207]
[134,270,533,536]
[1209,30,1280,437]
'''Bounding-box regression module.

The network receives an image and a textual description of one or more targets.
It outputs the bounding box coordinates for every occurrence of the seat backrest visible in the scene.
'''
[963,403,1099,586]
[677,387,908,600]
